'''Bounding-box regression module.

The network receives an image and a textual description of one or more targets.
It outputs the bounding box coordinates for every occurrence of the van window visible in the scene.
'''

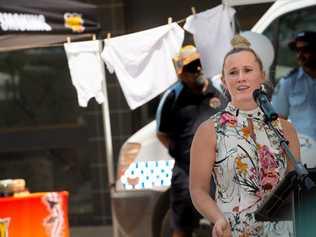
[263,5,316,84]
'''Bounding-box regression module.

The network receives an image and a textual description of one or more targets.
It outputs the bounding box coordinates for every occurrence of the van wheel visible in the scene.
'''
[160,208,172,237]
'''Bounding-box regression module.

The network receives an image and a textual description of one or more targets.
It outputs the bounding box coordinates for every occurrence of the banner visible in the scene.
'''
[0,0,101,52]
[0,0,100,34]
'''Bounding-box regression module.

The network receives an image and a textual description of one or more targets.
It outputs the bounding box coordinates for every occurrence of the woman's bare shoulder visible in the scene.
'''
[279,118,296,135]
[199,118,216,132]
[279,118,299,145]
[193,119,216,143]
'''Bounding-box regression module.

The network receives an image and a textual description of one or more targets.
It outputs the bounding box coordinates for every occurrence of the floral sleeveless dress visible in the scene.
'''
[211,103,293,237]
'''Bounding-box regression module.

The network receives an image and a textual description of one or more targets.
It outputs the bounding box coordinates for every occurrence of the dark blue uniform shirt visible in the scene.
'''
[156,80,226,173]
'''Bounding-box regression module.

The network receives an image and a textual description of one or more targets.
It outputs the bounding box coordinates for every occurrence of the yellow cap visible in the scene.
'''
[174,45,200,74]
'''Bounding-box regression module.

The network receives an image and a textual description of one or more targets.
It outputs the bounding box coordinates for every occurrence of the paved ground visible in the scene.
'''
[71,225,113,237]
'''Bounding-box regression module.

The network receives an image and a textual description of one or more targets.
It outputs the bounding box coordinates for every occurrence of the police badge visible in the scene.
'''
[209,97,221,109]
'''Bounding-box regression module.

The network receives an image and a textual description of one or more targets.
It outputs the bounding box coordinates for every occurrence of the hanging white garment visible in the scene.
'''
[184,4,236,79]
[240,31,275,73]
[64,40,105,107]
[101,23,184,110]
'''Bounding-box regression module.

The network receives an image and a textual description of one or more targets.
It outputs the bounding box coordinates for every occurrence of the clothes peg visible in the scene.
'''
[191,6,196,15]
[168,17,173,25]
[222,1,227,10]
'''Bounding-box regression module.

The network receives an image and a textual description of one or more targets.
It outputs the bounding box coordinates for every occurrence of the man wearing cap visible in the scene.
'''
[272,31,316,141]
[155,45,226,237]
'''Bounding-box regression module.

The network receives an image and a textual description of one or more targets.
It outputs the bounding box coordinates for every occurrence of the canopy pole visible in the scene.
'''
[100,62,119,237]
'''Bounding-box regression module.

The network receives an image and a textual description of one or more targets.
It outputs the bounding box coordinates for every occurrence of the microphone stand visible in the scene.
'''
[264,115,315,190]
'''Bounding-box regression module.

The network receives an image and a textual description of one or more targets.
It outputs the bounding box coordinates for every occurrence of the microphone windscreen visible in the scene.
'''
[252,89,262,101]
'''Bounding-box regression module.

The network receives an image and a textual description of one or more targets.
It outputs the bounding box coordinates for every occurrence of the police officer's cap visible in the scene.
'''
[288,31,316,51]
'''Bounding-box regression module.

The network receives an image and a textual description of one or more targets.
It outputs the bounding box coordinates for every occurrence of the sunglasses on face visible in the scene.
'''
[182,60,202,74]
[295,46,316,54]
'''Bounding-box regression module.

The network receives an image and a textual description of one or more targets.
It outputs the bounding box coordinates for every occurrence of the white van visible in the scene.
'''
[112,1,316,236]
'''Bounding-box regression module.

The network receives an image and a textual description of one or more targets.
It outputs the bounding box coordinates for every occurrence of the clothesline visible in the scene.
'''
[57,6,199,47]
[64,4,236,109]
[42,19,186,49]
[55,3,237,48]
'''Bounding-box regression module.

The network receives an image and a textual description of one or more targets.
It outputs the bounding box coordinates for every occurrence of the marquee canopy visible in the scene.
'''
[0,0,101,52]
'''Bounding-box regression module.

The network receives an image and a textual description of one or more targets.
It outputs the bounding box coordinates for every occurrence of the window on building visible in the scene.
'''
[0,47,111,226]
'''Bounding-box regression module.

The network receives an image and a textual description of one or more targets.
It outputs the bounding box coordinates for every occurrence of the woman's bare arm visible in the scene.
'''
[190,120,226,224]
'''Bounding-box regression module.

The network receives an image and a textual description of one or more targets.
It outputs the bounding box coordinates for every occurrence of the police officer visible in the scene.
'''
[272,31,316,140]
[156,45,226,237]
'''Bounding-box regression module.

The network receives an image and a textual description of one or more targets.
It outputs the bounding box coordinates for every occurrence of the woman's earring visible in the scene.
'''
[222,87,231,100]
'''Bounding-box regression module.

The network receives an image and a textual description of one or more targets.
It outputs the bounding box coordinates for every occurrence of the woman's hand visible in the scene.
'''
[212,218,232,237]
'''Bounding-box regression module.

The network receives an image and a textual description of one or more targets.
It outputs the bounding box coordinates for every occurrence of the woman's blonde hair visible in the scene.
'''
[222,34,264,75]
[221,34,265,100]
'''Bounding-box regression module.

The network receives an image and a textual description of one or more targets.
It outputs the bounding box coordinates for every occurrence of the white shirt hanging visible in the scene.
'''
[64,40,105,107]
[184,4,236,79]
[101,23,184,110]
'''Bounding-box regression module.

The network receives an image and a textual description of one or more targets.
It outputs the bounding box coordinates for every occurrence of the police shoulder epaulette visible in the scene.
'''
[284,68,299,80]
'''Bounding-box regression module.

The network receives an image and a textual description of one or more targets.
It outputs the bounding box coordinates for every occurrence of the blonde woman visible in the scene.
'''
[190,35,300,237]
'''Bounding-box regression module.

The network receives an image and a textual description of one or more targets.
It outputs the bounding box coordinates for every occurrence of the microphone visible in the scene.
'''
[253,88,278,122]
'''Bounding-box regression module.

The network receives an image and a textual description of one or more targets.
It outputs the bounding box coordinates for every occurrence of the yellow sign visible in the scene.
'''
[64,13,85,33]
